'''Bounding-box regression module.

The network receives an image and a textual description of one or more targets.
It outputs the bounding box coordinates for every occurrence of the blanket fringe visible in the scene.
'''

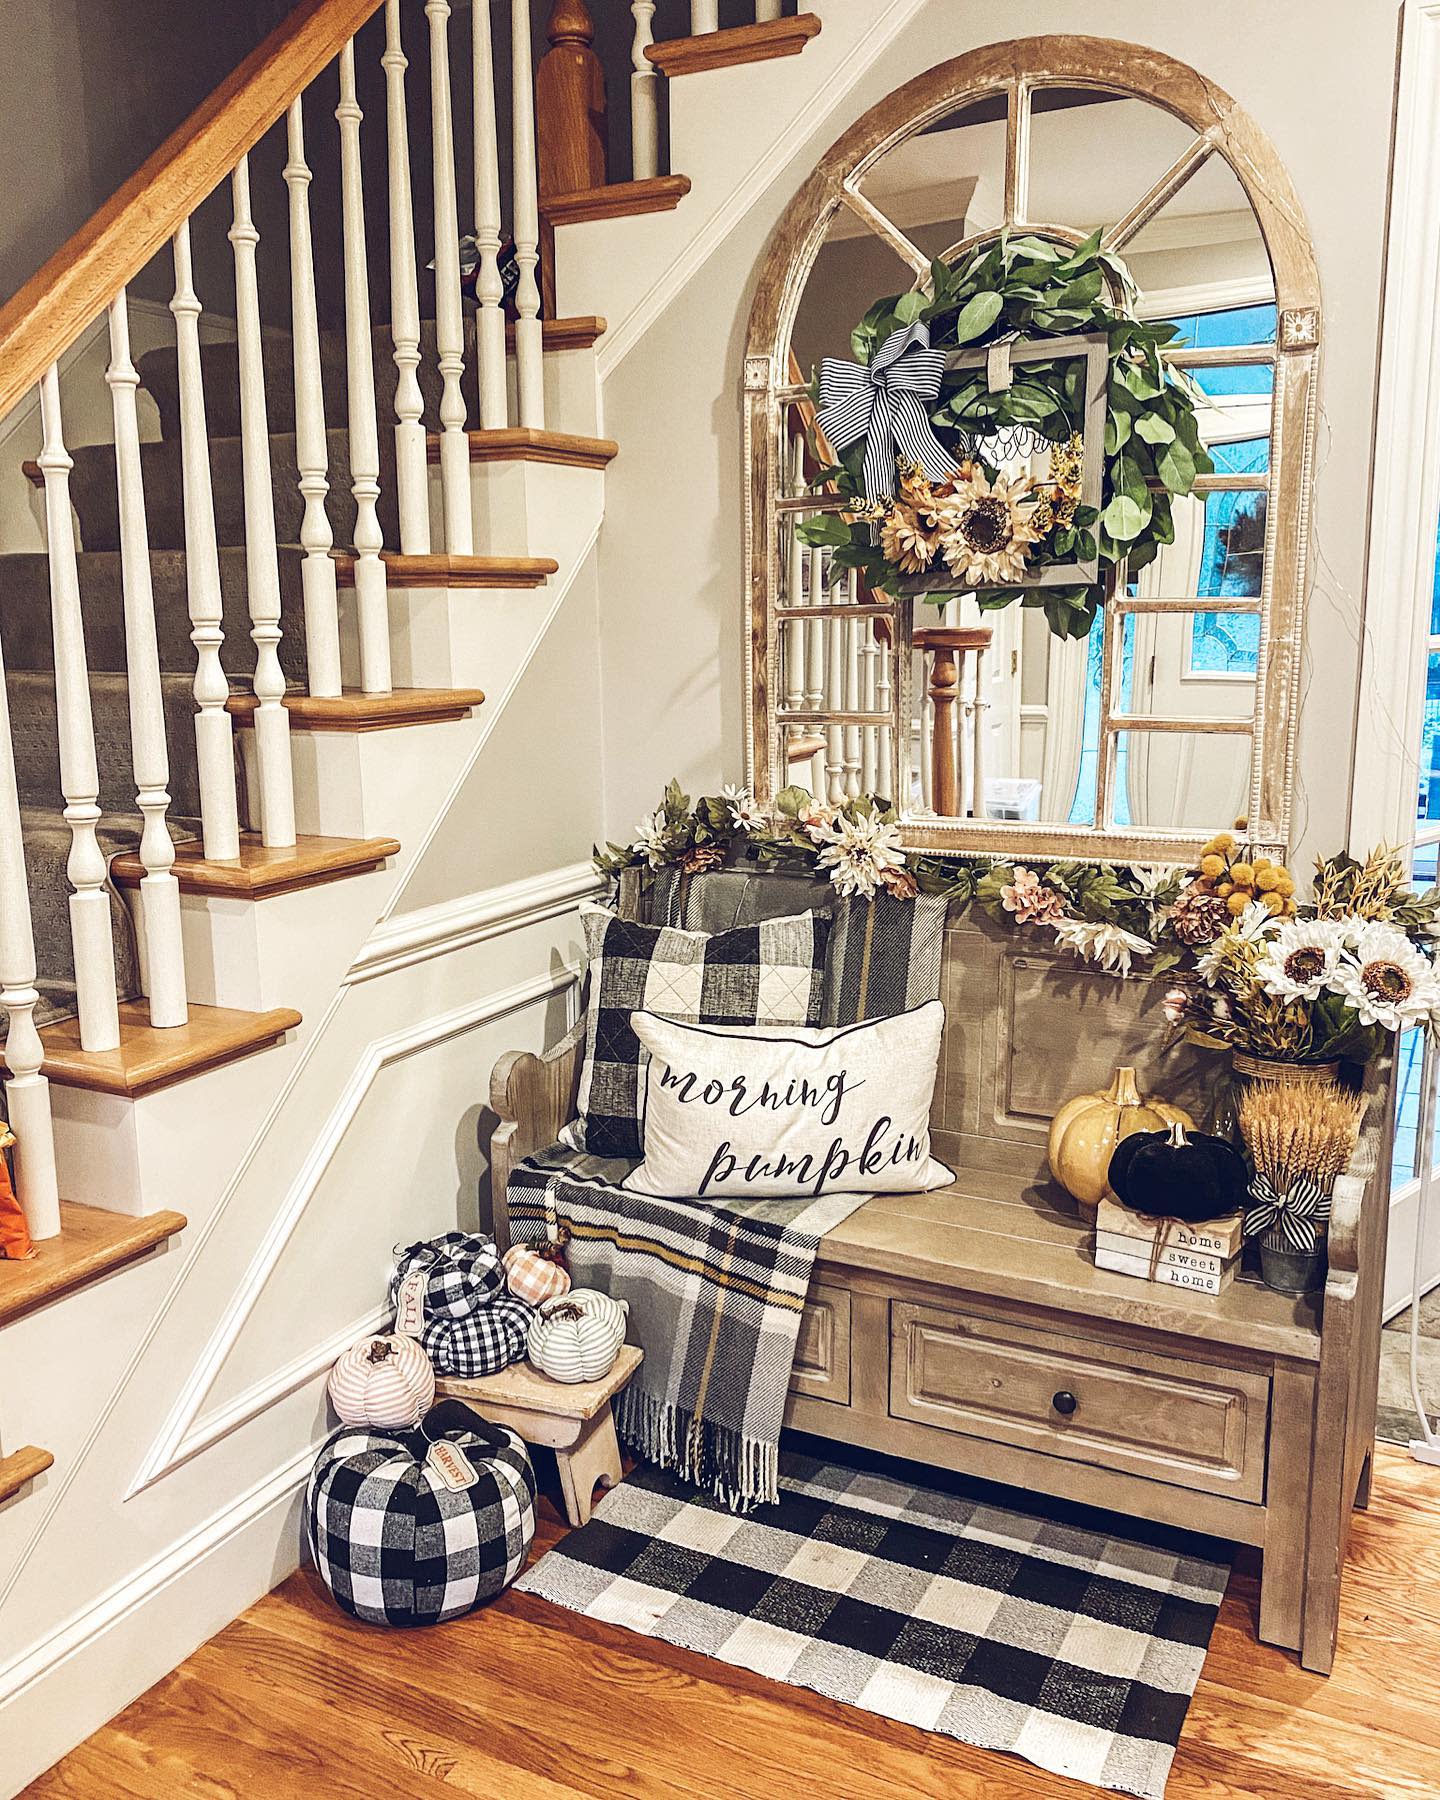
[615,1385,779,1513]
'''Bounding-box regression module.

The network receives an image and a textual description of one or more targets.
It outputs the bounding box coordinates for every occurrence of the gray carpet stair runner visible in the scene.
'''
[3,321,406,1030]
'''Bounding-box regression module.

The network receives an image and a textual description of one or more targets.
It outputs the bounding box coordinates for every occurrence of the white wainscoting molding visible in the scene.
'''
[349,859,601,983]
[1348,0,1440,851]
[1135,275,1275,321]
[0,1439,314,1719]
[596,0,930,380]
[128,960,581,1498]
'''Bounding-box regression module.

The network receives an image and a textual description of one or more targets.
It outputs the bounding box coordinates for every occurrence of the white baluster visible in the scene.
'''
[691,1,719,30]
[861,624,878,795]
[805,544,826,796]
[919,648,934,813]
[875,627,894,803]
[37,368,120,1053]
[284,98,342,700]
[427,0,475,547]
[824,613,845,807]
[472,0,508,431]
[843,572,862,798]
[511,0,545,429]
[971,644,988,819]
[0,622,60,1238]
[172,222,242,861]
[630,2,659,181]
[106,292,187,1028]
[337,40,393,693]
[229,156,296,848]
[754,0,781,17]
[956,649,973,819]
[384,0,430,554]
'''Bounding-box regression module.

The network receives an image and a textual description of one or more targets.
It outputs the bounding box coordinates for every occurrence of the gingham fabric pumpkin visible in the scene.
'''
[502,1240,571,1306]
[389,1233,505,1321]
[526,1288,628,1383]
[422,1291,534,1379]
[306,1401,536,1628]
[327,1333,435,1428]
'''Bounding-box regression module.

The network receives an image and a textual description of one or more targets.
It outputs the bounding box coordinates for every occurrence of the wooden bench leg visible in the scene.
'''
[556,1403,622,1527]
[1258,1366,1313,1654]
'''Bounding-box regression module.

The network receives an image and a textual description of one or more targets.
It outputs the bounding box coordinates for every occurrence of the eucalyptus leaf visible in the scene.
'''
[1156,437,1197,495]
[893,290,925,325]
[1102,492,1151,541]
[952,291,1004,343]
[1135,413,1176,445]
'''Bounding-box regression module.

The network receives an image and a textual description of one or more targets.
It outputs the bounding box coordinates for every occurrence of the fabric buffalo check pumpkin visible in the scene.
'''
[564,902,831,1160]
[518,1451,1231,1799]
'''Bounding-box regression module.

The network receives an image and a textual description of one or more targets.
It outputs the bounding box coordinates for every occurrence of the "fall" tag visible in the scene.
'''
[395,1269,426,1338]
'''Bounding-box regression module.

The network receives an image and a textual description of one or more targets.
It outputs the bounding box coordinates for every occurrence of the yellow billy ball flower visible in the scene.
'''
[1199,854,1225,879]
[1260,890,1285,915]
[1217,881,1234,898]
[1275,873,1295,897]
[1229,862,1255,887]
[1254,867,1280,892]
[1227,892,1251,916]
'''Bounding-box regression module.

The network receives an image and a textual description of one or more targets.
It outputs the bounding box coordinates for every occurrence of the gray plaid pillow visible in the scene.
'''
[564,902,831,1160]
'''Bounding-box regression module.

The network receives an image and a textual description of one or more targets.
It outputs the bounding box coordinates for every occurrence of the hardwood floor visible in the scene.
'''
[25,1446,1440,1798]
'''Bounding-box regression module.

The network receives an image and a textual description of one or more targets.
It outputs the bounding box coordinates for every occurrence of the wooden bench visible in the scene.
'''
[489,888,1388,1673]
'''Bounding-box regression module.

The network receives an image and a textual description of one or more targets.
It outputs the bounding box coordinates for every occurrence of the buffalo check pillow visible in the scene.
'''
[564,901,831,1160]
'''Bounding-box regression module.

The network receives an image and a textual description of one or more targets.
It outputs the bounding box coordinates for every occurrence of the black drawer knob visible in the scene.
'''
[1052,1389,1078,1417]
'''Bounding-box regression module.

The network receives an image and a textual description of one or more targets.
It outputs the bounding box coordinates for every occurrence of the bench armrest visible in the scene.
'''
[489,1015,586,1250]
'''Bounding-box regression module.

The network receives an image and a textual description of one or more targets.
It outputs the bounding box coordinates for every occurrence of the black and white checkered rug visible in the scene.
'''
[516,1450,1231,1798]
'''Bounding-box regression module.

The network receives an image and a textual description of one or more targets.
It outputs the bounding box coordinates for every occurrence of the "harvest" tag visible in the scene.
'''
[426,1439,479,1492]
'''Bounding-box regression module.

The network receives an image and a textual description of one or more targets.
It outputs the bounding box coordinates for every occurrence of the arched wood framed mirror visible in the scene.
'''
[744,37,1321,863]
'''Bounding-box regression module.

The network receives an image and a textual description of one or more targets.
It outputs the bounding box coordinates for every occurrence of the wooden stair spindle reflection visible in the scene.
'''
[913,626,992,819]
[537,2,606,201]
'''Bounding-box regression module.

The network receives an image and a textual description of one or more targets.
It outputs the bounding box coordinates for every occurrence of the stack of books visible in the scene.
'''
[1093,1197,1243,1295]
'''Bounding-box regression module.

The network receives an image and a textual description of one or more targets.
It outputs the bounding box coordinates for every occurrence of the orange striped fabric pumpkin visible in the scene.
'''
[327,1333,435,1428]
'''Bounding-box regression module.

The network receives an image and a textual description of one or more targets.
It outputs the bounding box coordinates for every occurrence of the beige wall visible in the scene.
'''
[594,0,1400,870]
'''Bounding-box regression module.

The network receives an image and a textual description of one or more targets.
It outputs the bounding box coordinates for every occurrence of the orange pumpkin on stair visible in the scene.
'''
[0,1121,33,1261]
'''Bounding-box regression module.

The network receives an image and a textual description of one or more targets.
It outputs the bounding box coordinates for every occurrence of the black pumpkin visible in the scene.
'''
[1106,1120,1248,1224]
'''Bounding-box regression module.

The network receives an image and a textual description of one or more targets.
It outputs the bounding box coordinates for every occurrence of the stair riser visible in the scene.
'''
[9,672,213,820]
[63,431,399,554]
[137,321,482,441]
[0,549,308,684]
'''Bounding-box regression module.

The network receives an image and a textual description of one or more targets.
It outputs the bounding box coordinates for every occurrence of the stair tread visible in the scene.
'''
[0,1201,187,1329]
[542,175,692,227]
[646,13,821,76]
[433,428,618,469]
[228,687,485,732]
[0,1446,54,1502]
[10,1000,302,1098]
[111,832,400,898]
[333,552,558,590]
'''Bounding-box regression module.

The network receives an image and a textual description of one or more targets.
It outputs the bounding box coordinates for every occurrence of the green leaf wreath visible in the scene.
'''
[799,229,1215,641]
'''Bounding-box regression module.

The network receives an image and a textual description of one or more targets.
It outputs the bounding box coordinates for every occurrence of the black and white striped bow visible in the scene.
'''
[816,318,960,507]
[1244,1173,1331,1252]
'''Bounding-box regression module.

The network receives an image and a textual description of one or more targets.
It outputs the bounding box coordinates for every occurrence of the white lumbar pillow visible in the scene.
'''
[623,1001,953,1203]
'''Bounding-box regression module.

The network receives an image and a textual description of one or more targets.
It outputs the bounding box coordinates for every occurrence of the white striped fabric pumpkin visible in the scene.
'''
[526,1289,628,1384]
[327,1333,436,1427]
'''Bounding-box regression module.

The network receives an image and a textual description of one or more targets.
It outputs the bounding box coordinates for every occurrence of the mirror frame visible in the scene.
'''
[742,35,1322,863]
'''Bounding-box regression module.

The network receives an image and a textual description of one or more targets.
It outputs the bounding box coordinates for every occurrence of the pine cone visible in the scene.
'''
[680,843,725,875]
[1169,887,1230,946]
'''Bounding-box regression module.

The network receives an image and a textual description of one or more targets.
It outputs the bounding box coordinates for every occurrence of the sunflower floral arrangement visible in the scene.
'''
[1161,844,1440,1066]
[799,229,1213,641]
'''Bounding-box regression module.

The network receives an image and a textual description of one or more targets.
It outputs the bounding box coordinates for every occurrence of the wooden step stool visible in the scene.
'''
[437,1344,642,1526]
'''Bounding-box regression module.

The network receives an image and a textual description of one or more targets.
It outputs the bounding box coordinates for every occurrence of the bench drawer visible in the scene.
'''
[790,1283,851,1406]
[890,1300,1268,1502]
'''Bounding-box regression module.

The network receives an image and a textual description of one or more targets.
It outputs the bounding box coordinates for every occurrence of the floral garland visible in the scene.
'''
[598,781,1192,978]
[799,230,1215,641]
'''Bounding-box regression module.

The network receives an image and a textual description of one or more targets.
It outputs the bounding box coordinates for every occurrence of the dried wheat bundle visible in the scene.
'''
[1237,1083,1366,1194]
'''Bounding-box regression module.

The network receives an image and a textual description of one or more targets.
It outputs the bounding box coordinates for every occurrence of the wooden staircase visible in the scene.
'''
[0,0,827,1782]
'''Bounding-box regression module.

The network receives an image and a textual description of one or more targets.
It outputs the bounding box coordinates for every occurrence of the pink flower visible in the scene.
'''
[1001,865,1066,926]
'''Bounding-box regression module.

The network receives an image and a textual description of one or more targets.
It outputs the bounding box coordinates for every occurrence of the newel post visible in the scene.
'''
[536,0,606,200]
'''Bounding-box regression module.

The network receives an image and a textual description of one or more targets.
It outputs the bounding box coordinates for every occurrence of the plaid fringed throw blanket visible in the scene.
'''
[507,889,951,1511]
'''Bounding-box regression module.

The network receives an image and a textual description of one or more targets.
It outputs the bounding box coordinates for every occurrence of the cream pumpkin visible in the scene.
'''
[1045,1067,1194,1221]
[527,1289,628,1384]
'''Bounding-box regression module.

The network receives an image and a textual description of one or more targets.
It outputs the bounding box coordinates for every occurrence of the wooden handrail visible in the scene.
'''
[0,0,385,423]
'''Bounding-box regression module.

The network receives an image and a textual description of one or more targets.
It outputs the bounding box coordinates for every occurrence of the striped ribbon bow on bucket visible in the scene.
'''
[1244,1172,1331,1252]
[816,317,960,507]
